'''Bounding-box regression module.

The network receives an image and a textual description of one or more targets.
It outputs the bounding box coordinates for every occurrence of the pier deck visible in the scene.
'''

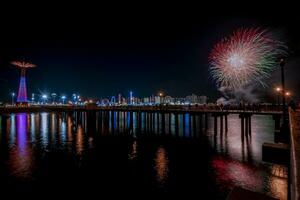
[289,108,300,200]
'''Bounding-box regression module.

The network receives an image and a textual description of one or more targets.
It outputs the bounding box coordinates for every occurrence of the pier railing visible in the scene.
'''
[0,104,284,115]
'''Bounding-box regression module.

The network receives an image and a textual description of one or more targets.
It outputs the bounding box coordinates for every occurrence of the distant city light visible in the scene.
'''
[61,95,66,104]
[130,91,133,105]
[275,87,281,92]
[41,94,48,104]
[11,92,15,105]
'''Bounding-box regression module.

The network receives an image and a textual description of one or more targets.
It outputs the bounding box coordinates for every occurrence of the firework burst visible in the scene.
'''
[209,27,286,89]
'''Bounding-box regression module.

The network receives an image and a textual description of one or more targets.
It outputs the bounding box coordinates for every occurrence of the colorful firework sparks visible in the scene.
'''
[11,61,36,68]
[209,27,287,89]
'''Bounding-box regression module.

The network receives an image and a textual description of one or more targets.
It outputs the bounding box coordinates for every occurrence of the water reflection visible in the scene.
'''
[212,155,264,189]
[50,113,56,144]
[76,125,84,155]
[9,114,16,146]
[40,112,49,148]
[30,114,36,143]
[60,115,67,143]
[128,140,138,160]
[0,111,286,199]
[154,146,169,187]
[8,114,34,178]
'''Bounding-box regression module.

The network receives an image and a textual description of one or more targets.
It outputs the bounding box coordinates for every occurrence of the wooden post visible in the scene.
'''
[182,113,186,136]
[175,113,179,136]
[205,113,208,131]
[220,115,223,134]
[193,114,196,137]
[225,114,228,132]
[169,113,172,134]
[214,115,218,136]
[240,115,244,140]
[161,113,165,134]
[248,116,251,136]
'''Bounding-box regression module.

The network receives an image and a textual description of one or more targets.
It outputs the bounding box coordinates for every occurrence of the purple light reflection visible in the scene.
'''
[8,113,33,179]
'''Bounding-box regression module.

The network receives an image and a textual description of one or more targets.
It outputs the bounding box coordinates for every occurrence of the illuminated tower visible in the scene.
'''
[129,91,133,105]
[11,61,36,105]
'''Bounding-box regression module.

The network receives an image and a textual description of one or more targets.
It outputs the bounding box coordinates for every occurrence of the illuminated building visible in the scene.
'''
[111,96,116,104]
[185,94,208,104]
[164,96,174,104]
[155,96,161,104]
[118,93,122,105]
[143,97,150,104]
[129,91,133,105]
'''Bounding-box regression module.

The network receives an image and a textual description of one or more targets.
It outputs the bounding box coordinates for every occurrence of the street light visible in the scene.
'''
[11,92,15,105]
[285,91,292,105]
[279,58,288,133]
[276,87,281,92]
[61,96,66,104]
[72,94,77,104]
[275,87,281,105]
[51,93,57,104]
[32,93,35,103]
[42,95,47,104]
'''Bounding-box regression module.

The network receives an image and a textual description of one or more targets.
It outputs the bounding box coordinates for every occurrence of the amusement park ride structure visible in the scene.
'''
[11,61,36,106]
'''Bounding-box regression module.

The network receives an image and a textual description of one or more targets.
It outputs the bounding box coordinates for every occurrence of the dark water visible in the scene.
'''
[0,112,287,199]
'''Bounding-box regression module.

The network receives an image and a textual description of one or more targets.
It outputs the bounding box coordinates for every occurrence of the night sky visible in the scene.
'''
[1,3,300,102]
